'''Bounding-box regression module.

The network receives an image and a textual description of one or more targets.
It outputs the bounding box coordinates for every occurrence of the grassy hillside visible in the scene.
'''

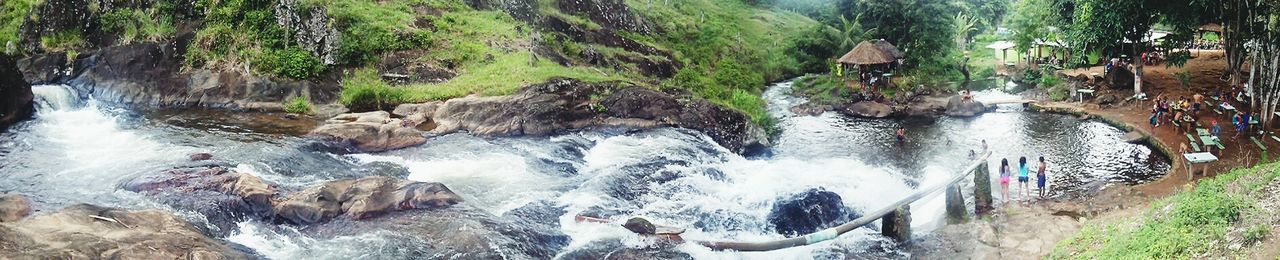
[0,0,831,131]
[1050,164,1280,259]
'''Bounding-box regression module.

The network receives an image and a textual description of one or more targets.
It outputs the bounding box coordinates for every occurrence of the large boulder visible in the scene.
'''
[274,0,341,65]
[307,111,427,153]
[767,188,861,237]
[273,176,463,225]
[1107,66,1136,90]
[122,165,277,236]
[839,101,893,118]
[0,194,32,222]
[557,0,651,33]
[0,203,251,259]
[0,54,34,132]
[944,95,987,117]
[385,78,768,154]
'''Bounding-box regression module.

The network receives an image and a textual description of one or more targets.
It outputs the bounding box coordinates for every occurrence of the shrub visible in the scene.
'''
[1047,85,1070,101]
[340,68,406,111]
[1243,224,1269,245]
[284,96,312,114]
[257,47,327,79]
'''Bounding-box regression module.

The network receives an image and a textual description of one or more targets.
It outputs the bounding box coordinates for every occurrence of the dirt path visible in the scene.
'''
[914,51,1280,259]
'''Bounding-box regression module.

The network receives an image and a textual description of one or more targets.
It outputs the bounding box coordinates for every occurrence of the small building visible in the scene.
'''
[838,40,904,92]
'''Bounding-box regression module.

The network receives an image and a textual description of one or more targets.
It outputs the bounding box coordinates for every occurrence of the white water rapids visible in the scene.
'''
[0,81,1168,259]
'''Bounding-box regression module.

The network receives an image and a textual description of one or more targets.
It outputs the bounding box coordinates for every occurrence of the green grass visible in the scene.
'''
[99,6,177,44]
[792,74,853,105]
[339,68,408,111]
[39,30,83,52]
[1050,165,1264,259]
[0,0,37,53]
[401,52,626,101]
[284,96,313,114]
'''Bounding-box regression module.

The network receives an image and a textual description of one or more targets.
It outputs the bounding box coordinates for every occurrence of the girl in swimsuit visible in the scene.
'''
[999,159,1011,202]
[1018,157,1030,199]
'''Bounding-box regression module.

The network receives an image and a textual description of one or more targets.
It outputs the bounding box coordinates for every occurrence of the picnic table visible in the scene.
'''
[1196,128,1211,137]
[1199,135,1224,153]
[1183,152,1219,180]
[1077,89,1095,103]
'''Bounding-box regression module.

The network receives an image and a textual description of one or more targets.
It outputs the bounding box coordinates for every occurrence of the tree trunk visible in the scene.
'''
[1135,43,1144,94]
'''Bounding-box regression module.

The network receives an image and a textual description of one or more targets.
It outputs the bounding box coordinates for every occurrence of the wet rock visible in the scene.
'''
[308,111,427,153]
[188,152,214,161]
[768,188,860,237]
[0,194,32,222]
[16,43,340,110]
[944,95,987,117]
[122,165,277,236]
[557,238,693,260]
[840,101,893,118]
[0,54,34,132]
[306,205,566,259]
[624,217,657,235]
[389,78,767,154]
[790,103,831,116]
[14,52,69,85]
[273,176,462,225]
[0,203,251,259]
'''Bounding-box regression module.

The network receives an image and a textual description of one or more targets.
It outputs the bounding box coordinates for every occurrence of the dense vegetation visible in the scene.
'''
[0,0,839,130]
[787,0,1011,100]
[1051,164,1278,258]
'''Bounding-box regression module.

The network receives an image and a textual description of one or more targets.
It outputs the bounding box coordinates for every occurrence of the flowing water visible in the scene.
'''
[0,81,1169,259]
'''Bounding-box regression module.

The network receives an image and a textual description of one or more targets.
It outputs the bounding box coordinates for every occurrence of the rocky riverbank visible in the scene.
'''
[310,78,771,154]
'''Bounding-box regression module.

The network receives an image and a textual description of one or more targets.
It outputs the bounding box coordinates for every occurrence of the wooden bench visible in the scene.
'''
[1271,135,1280,143]
[1251,137,1268,151]
[1186,134,1203,152]
[1214,109,1224,115]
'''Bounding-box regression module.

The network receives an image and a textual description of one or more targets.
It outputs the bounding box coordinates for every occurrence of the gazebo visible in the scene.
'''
[838,40,903,92]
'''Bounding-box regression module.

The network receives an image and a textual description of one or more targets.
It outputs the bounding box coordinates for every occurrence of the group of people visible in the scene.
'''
[1150,90,1257,139]
[999,156,1049,201]
[968,140,1051,202]
[1149,94,1207,132]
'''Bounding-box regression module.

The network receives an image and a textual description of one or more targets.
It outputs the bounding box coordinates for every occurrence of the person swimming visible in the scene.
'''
[895,127,906,144]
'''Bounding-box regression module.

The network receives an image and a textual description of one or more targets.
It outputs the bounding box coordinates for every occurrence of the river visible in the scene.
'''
[0,80,1169,259]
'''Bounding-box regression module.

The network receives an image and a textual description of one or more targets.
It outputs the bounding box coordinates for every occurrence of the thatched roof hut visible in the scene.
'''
[838,40,900,65]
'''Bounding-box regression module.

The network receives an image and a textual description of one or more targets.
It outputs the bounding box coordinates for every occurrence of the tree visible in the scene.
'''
[851,0,958,69]
[1060,0,1204,94]
[1008,0,1061,64]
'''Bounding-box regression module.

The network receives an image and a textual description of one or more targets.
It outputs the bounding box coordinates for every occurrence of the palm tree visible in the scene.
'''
[836,15,877,52]
[953,12,979,49]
